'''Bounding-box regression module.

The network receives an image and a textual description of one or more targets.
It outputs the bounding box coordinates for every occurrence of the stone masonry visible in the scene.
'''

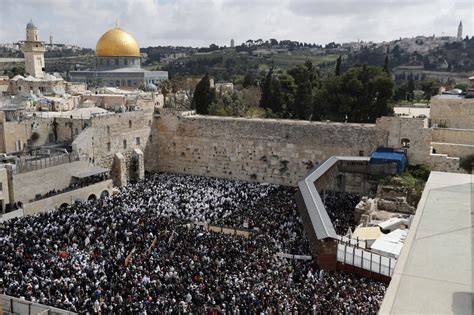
[151,110,387,186]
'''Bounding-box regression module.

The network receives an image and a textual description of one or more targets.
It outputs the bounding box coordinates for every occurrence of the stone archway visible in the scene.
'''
[59,203,69,209]
[100,190,110,199]
[88,194,97,201]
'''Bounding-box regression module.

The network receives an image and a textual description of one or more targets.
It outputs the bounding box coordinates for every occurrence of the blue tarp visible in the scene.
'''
[370,151,407,174]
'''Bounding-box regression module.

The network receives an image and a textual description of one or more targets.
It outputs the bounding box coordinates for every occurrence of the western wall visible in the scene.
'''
[150,110,387,186]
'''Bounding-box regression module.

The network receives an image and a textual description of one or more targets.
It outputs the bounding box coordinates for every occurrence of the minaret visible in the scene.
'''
[457,21,463,40]
[21,20,46,78]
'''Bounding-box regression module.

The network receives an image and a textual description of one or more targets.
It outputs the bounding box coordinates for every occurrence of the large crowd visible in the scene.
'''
[0,172,386,314]
[322,191,361,235]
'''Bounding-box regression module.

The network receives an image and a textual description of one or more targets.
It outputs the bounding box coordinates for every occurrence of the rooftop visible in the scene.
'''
[379,171,473,314]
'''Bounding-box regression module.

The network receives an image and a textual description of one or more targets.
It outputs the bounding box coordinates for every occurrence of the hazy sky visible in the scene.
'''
[0,0,472,48]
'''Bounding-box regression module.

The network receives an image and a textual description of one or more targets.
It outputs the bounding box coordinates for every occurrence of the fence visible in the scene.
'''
[207,224,253,238]
[13,153,80,175]
[2,294,76,315]
[336,242,396,279]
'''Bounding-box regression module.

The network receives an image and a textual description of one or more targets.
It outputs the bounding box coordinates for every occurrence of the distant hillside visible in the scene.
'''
[158,49,338,81]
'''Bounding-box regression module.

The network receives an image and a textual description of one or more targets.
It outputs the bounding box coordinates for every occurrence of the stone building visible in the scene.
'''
[457,20,463,40]
[69,27,168,89]
[20,20,45,78]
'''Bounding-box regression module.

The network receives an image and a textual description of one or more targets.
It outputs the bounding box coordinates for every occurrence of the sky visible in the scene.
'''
[0,0,473,48]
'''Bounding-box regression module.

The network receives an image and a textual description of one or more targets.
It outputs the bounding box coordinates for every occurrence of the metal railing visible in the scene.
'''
[336,241,397,277]
[2,294,77,315]
[13,153,80,175]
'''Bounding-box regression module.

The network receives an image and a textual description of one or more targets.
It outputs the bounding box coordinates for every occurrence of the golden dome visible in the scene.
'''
[96,27,140,57]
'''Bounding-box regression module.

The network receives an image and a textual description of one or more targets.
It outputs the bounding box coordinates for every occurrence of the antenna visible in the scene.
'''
[115,18,118,28]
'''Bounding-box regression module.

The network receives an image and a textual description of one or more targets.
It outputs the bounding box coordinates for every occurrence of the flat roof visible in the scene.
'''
[379,171,473,314]
[352,226,382,240]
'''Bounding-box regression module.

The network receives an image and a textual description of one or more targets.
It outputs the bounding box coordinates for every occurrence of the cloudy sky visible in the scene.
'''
[0,0,472,48]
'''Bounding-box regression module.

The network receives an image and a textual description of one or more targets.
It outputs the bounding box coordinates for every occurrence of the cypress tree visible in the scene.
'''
[260,68,273,109]
[335,55,342,76]
[192,74,215,114]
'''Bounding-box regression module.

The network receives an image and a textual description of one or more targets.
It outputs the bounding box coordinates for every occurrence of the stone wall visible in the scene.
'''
[376,116,432,165]
[152,110,387,186]
[432,128,474,145]
[22,179,113,215]
[72,110,154,183]
[12,160,90,204]
[0,168,10,212]
[0,113,90,154]
[0,113,52,153]
[428,153,463,173]
[430,98,474,129]
[431,142,474,159]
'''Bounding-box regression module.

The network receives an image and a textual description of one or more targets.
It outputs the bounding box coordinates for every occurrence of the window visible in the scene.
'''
[132,80,137,86]
[123,140,127,149]
[107,142,111,152]
[0,182,3,191]
[124,59,128,65]
[136,137,140,145]
[149,135,153,143]
[115,80,120,87]
[75,128,79,135]
[129,120,132,128]
[127,80,132,87]
[107,126,110,135]
[359,150,364,157]
[115,58,119,65]
[401,138,410,148]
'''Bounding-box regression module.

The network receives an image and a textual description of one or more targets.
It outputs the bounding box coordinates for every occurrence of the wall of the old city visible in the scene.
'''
[431,98,474,129]
[376,116,432,165]
[12,160,90,204]
[22,179,113,215]
[431,142,474,159]
[432,128,474,145]
[151,110,387,186]
[0,113,52,153]
[72,109,154,183]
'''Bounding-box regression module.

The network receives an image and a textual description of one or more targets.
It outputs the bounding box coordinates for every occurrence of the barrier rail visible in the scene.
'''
[1,294,77,315]
[14,153,80,175]
[336,243,396,278]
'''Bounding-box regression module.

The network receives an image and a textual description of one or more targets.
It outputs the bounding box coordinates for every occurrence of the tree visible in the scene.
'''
[407,79,415,101]
[420,80,441,100]
[160,80,172,104]
[335,55,342,76]
[242,74,254,88]
[260,68,274,109]
[383,55,389,73]
[192,74,215,114]
[289,64,314,119]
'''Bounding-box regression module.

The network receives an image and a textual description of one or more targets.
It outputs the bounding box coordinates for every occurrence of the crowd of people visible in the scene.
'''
[322,191,361,235]
[1,172,386,313]
[33,172,110,202]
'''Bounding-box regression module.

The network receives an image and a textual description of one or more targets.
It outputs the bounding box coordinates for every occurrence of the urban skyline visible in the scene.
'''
[0,0,472,48]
